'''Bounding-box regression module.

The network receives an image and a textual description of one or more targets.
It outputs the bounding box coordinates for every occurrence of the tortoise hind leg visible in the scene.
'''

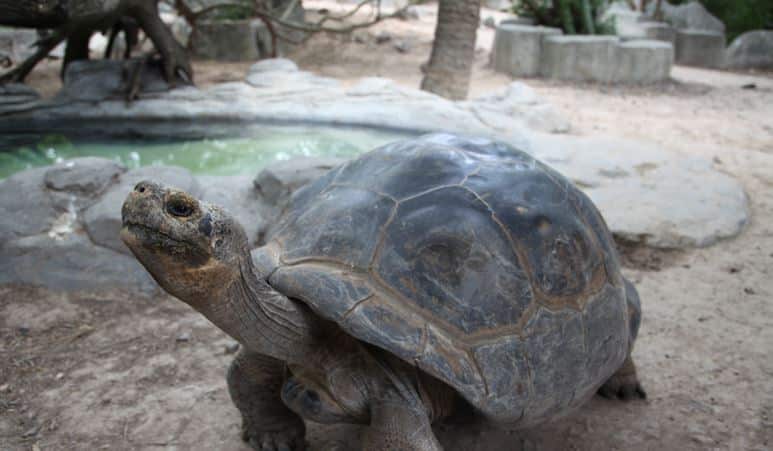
[598,355,646,400]
[599,278,646,400]
[227,350,306,451]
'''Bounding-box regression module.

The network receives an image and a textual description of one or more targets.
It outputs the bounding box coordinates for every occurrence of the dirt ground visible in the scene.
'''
[4,4,773,450]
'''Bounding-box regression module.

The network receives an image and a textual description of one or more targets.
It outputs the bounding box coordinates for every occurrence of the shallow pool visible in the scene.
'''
[0,124,414,179]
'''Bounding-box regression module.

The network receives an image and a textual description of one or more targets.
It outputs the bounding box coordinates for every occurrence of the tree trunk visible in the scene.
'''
[420,0,480,100]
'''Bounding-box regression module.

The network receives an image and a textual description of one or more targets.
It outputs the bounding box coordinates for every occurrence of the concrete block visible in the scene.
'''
[492,25,563,77]
[674,28,726,68]
[191,16,302,61]
[500,17,536,26]
[615,40,673,83]
[643,22,676,45]
[540,36,620,82]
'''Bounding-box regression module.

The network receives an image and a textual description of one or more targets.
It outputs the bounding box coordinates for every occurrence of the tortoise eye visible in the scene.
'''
[166,196,195,218]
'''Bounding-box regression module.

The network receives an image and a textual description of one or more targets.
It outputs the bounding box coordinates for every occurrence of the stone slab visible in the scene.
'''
[492,25,563,77]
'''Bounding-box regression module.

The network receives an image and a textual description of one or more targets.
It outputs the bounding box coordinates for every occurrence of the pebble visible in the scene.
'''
[18,325,30,336]
[224,342,240,354]
[176,332,191,342]
[375,31,392,44]
[394,41,411,53]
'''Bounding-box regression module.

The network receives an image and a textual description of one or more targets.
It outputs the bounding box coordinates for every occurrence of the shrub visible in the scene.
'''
[514,0,616,35]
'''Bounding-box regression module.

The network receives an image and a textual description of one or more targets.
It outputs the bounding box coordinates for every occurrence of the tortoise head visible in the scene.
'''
[120,181,248,304]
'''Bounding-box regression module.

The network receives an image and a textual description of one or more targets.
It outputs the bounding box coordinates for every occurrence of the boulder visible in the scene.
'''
[0,167,59,246]
[0,83,41,115]
[674,29,726,68]
[465,82,571,133]
[528,133,749,248]
[0,232,159,295]
[83,166,201,254]
[58,59,171,102]
[44,158,125,194]
[254,157,346,209]
[492,25,563,77]
[725,31,773,70]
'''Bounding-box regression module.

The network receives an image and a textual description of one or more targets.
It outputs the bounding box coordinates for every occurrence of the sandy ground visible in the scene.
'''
[4,3,773,450]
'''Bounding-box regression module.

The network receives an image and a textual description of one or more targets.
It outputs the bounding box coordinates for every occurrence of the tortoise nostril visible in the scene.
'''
[135,182,147,194]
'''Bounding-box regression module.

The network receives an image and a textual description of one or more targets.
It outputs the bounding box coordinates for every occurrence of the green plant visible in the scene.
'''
[514,0,616,35]
[204,0,255,20]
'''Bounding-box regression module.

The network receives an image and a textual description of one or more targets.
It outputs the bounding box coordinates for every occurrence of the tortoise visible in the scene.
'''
[121,133,645,451]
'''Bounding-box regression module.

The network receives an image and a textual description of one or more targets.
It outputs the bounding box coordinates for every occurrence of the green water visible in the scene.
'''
[0,125,413,179]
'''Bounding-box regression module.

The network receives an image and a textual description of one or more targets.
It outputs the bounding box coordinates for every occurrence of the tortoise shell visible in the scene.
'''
[253,133,632,425]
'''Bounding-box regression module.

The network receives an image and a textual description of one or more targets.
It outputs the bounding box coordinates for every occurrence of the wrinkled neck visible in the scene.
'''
[199,257,320,365]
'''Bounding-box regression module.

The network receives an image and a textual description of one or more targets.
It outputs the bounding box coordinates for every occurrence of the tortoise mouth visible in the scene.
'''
[122,222,185,246]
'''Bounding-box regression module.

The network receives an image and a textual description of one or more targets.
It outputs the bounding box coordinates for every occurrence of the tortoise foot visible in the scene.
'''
[598,356,646,401]
[241,421,306,451]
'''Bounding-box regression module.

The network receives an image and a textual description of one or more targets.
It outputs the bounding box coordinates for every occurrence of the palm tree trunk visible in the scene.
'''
[420,0,480,100]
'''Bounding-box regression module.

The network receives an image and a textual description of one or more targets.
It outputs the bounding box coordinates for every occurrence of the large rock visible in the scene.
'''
[254,157,346,210]
[0,158,126,246]
[0,83,41,115]
[0,167,59,246]
[540,36,620,83]
[675,29,726,68]
[44,157,127,210]
[58,59,171,102]
[492,25,563,77]
[0,232,159,295]
[528,133,749,248]
[0,58,563,142]
[83,166,201,254]
[725,31,773,70]
[464,82,571,133]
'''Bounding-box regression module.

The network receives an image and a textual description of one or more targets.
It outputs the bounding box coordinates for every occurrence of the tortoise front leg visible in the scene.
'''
[362,351,443,451]
[227,349,306,451]
[363,401,443,451]
[598,355,647,400]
